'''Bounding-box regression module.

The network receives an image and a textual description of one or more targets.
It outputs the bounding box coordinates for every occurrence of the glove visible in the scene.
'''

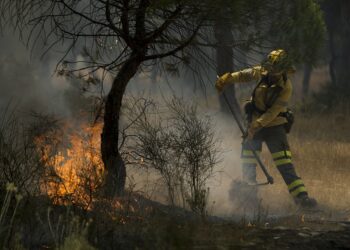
[215,72,233,92]
[247,121,262,140]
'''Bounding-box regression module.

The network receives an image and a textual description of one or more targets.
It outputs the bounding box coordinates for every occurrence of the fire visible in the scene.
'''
[36,121,104,210]
[33,118,151,226]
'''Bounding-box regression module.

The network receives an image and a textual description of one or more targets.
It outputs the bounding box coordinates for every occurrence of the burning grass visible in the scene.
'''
[36,121,104,210]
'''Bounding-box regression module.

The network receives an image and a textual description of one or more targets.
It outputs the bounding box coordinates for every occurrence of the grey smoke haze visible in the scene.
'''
[0,27,293,218]
[1,29,344,219]
[0,29,73,116]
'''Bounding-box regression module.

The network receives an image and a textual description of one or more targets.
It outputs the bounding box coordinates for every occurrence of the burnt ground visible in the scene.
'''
[102,194,350,250]
[139,215,350,250]
[16,194,350,249]
[187,217,350,250]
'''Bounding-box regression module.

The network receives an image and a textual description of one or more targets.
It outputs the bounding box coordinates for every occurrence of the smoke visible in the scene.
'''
[123,74,303,218]
[0,29,296,218]
[204,112,243,215]
[0,29,81,117]
[123,75,248,216]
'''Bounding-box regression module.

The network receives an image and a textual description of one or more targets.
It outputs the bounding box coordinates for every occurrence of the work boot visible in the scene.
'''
[294,194,318,208]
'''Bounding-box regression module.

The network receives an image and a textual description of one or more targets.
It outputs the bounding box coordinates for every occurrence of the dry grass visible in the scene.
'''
[256,112,350,214]
[291,113,350,210]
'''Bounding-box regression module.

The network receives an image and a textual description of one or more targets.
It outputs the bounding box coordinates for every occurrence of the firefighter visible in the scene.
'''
[215,49,317,208]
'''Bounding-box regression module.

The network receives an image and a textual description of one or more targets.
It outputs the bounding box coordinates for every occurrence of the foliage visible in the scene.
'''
[46,206,94,249]
[268,0,326,65]
[0,183,23,249]
[0,0,326,85]
[0,105,104,210]
[123,96,220,216]
[0,107,61,196]
[0,0,213,78]
[224,0,326,66]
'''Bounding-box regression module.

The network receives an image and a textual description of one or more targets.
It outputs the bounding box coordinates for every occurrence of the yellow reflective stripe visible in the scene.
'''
[274,158,292,166]
[290,186,307,197]
[242,158,258,164]
[288,179,304,190]
[242,150,260,156]
[271,151,292,159]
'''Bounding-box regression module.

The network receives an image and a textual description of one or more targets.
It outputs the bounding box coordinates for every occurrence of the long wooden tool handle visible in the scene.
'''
[221,92,274,184]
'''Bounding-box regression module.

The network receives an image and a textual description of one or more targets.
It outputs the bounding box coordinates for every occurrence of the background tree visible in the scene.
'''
[302,64,313,100]
[211,0,325,116]
[317,0,350,108]
[214,14,240,115]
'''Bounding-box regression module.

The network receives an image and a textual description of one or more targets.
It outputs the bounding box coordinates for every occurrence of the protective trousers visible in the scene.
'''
[241,125,308,198]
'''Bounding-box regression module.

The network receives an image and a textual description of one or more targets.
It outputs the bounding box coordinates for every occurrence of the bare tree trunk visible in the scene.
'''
[328,28,337,86]
[302,63,312,101]
[323,0,350,89]
[101,53,143,198]
[214,16,241,117]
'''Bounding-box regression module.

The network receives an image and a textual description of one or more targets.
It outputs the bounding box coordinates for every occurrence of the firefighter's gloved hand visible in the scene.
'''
[247,121,262,140]
[215,73,233,92]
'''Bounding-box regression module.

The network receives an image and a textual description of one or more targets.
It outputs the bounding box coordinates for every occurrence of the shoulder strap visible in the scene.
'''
[251,74,287,113]
[265,85,283,109]
[251,74,267,102]
[266,73,287,108]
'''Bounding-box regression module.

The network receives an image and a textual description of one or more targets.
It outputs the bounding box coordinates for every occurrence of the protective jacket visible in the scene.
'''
[217,66,291,128]
[216,50,316,204]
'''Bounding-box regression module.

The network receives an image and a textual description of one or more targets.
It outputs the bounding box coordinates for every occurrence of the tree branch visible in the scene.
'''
[144,24,201,61]
[105,0,122,36]
[135,0,150,42]
[145,4,183,43]
[58,0,122,35]
[121,0,130,37]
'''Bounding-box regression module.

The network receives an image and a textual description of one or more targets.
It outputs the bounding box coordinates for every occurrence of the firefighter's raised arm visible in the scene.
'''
[215,66,263,92]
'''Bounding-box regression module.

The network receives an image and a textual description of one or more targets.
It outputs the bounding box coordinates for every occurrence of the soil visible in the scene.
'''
[190,219,350,249]
[148,201,350,250]
[23,193,350,249]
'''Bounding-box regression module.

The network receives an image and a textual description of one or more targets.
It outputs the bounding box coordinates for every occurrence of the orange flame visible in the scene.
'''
[36,122,104,210]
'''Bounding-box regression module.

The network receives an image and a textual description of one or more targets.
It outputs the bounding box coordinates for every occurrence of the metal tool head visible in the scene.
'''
[245,175,274,186]
[247,181,270,186]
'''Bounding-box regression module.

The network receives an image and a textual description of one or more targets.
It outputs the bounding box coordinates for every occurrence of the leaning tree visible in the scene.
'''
[0,0,219,197]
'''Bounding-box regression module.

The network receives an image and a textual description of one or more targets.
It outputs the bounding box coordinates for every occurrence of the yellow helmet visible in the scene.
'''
[262,49,295,74]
